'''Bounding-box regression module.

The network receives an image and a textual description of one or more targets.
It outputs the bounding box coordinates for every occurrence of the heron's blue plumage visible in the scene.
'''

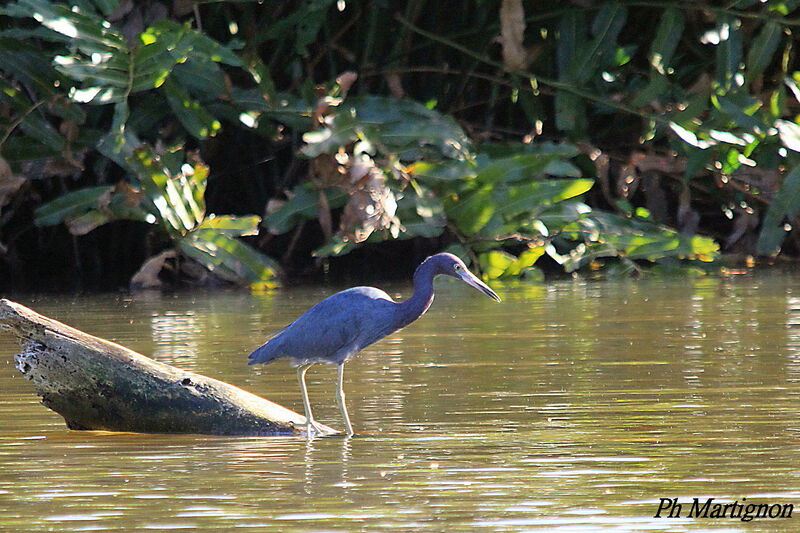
[247,286,401,366]
[246,253,500,435]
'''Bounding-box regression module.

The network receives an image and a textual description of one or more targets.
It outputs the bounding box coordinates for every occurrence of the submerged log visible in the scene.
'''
[0,299,332,436]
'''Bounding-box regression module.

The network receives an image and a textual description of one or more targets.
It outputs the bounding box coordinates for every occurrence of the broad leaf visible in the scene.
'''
[179,229,280,284]
[757,165,800,255]
[745,20,782,82]
[127,146,202,234]
[264,185,347,235]
[34,186,113,226]
[302,96,470,160]
[196,215,261,236]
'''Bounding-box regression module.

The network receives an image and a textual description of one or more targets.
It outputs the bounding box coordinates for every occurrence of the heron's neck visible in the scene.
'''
[396,261,437,328]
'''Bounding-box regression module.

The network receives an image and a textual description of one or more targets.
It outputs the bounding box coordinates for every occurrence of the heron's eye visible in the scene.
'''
[453,264,462,271]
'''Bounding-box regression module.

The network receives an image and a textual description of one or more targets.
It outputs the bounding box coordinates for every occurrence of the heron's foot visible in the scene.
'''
[304,419,332,436]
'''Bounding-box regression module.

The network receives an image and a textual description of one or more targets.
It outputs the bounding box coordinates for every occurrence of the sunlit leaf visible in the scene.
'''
[65,209,111,236]
[196,215,261,236]
[714,15,742,88]
[144,20,243,67]
[562,211,719,271]
[301,96,470,160]
[475,153,580,184]
[312,236,356,257]
[9,0,127,53]
[669,122,714,149]
[127,146,199,234]
[495,178,594,221]
[649,8,684,74]
[179,229,280,284]
[446,185,495,234]
[776,120,800,152]
[409,160,474,182]
[161,78,221,139]
[712,94,763,131]
[504,246,545,277]
[479,250,516,280]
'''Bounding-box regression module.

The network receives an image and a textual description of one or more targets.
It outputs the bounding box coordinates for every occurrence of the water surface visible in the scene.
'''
[2,273,800,531]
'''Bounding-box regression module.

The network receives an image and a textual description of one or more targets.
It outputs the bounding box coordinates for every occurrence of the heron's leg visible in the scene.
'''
[296,364,326,435]
[335,363,354,436]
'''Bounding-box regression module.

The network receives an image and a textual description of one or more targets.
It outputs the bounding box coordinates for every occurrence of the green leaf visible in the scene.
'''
[648,8,684,74]
[475,153,580,184]
[18,111,65,151]
[130,39,181,92]
[171,58,226,98]
[161,78,221,139]
[264,186,317,234]
[301,96,470,160]
[573,3,627,84]
[0,80,66,152]
[312,237,356,257]
[392,192,446,239]
[179,229,280,284]
[561,242,619,272]
[0,38,65,97]
[575,212,719,265]
[446,185,495,234]
[556,10,583,81]
[12,0,127,52]
[127,146,200,234]
[264,185,347,235]
[64,209,112,236]
[196,215,261,236]
[712,93,763,131]
[90,0,121,16]
[143,20,243,67]
[415,193,445,224]
[1,136,59,163]
[478,142,579,159]
[632,72,670,108]
[757,165,800,255]
[715,15,743,88]
[536,201,592,231]
[509,247,545,275]
[34,186,113,226]
[54,57,130,87]
[554,92,585,134]
[479,250,516,280]
[745,20,781,82]
[410,160,475,182]
[495,178,594,220]
[398,221,445,239]
[250,0,334,55]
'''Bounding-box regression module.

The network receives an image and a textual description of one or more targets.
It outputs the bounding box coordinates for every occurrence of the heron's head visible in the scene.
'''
[427,253,501,302]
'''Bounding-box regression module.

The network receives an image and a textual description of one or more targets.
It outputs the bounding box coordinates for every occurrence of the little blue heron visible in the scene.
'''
[247,252,501,436]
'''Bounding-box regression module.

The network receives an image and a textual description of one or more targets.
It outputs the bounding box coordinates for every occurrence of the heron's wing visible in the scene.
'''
[249,287,396,365]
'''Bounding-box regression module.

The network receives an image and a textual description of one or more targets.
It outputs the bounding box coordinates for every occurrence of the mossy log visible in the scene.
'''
[0,299,332,436]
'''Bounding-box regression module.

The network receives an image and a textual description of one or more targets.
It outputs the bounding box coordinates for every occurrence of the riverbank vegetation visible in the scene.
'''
[0,0,798,290]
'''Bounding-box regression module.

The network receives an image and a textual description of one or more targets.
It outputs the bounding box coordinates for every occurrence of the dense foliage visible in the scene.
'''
[1,0,798,290]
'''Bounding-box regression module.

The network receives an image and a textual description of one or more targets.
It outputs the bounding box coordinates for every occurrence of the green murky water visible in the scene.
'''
[2,273,800,531]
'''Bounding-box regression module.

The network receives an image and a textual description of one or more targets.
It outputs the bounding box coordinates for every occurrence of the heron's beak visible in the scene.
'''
[458,270,502,302]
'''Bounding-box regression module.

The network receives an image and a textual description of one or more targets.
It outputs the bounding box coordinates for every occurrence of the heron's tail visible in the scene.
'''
[247,342,280,365]
[247,325,290,365]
